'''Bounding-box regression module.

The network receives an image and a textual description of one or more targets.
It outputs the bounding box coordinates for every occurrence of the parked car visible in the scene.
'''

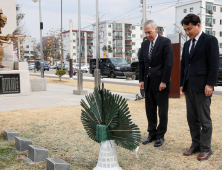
[89,57,131,78]
[130,60,139,80]
[217,54,222,84]
[57,63,69,71]
[28,64,33,70]
[36,61,50,71]
[50,64,57,69]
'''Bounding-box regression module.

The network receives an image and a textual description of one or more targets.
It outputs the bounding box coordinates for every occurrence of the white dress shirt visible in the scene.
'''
[149,34,158,56]
[189,31,202,53]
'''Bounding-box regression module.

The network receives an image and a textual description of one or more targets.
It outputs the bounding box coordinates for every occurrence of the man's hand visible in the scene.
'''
[159,82,166,91]
[180,86,185,95]
[205,85,213,96]
[139,82,144,89]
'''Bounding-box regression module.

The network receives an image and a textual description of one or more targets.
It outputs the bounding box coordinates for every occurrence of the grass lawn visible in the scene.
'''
[1,77,222,169]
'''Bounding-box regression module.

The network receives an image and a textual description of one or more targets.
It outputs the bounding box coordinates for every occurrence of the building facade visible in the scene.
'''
[175,0,222,53]
[22,38,36,60]
[62,30,93,63]
[93,21,166,63]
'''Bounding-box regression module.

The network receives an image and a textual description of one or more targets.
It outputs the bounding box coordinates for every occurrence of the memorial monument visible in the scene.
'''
[0,1,30,96]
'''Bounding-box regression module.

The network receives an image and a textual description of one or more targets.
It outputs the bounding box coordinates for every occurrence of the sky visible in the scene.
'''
[16,0,222,42]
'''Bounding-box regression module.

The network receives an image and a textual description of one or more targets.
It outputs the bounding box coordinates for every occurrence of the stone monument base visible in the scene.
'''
[0,70,30,96]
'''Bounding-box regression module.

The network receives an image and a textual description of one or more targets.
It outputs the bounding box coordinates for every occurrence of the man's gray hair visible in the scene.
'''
[144,20,157,28]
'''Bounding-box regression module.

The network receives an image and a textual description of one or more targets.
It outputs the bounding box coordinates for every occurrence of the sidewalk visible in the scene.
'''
[0,83,137,112]
[1,72,222,112]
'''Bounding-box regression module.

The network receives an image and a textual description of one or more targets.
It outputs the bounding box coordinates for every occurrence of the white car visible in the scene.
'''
[74,63,89,73]
[28,64,33,70]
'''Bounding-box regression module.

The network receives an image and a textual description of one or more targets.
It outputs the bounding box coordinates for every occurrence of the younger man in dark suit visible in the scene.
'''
[180,14,219,161]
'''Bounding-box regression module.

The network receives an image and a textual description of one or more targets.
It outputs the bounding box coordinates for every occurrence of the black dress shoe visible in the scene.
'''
[142,136,156,145]
[154,138,164,147]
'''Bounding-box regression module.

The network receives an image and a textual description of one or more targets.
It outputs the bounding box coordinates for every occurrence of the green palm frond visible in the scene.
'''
[80,83,141,150]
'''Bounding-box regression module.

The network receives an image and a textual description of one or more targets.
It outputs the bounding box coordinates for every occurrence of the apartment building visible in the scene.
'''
[22,38,36,60]
[92,21,166,63]
[62,30,93,63]
[175,0,222,53]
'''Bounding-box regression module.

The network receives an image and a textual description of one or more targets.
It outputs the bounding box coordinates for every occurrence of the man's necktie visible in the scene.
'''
[189,38,196,57]
[149,41,154,62]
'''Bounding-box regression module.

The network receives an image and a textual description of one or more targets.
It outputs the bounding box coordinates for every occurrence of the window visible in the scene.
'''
[212,31,215,36]
[30,51,34,54]
[220,20,222,25]
[221,7,222,12]
[140,27,143,30]
[205,28,212,35]
[132,50,135,53]
[132,42,135,45]
[132,34,136,38]
[26,45,29,48]
[183,9,187,13]
[132,26,135,30]
[73,53,76,55]
[24,51,29,54]
[213,19,215,24]
[108,41,111,44]
[220,43,222,48]
[213,6,216,12]
[205,15,212,27]
[108,24,111,28]
[140,35,143,38]
[220,32,222,37]
[73,46,76,49]
[73,33,75,36]
[190,7,193,12]
[108,33,111,36]
[73,40,75,42]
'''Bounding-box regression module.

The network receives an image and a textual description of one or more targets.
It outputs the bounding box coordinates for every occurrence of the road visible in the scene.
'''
[28,68,127,79]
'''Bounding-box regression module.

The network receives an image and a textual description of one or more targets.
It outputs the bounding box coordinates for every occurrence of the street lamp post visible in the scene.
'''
[61,0,63,70]
[32,0,44,78]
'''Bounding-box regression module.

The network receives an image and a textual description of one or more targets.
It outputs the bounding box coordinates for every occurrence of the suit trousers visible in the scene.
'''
[145,81,169,139]
[185,80,212,152]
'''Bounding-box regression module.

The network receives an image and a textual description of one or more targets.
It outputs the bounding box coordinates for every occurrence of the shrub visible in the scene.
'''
[55,69,66,81]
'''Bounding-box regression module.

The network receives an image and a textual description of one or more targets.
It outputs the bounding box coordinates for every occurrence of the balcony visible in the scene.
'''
[125,37,132,40]
[113,52,122,57]
[125,44,132,48]
[87,55,93,58]
[87,33,93,39]
[125,28,132,32]
[125,52,132,56]
[113,28,122,32]
[113,36,123,40]
[87,42,93,46]
[113,44,123,48]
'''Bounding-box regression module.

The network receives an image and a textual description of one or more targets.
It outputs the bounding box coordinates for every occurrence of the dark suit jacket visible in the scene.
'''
[180,32,219,92]
[139,35,174,91]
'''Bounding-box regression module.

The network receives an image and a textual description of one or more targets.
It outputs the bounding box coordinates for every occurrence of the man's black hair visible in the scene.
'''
[181,14,201,26]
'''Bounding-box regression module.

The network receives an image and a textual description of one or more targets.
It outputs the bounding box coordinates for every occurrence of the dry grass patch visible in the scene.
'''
[1,95,222,169]
[30,75,140,94]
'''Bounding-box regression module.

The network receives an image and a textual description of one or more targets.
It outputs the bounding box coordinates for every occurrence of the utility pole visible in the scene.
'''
[94,0,101,88]
[143,0,146,37]
[73,0,87,95]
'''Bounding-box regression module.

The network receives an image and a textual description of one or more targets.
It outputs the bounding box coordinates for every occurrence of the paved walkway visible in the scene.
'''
[1,72,222,112]
[0,83,137,112]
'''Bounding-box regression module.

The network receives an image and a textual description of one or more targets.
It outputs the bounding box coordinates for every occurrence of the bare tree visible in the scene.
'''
[13,4,29,36]
[174,23,188,53]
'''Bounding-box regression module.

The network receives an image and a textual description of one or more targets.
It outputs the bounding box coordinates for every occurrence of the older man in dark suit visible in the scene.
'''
[180,14,219,161]
[139,20,173,147]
